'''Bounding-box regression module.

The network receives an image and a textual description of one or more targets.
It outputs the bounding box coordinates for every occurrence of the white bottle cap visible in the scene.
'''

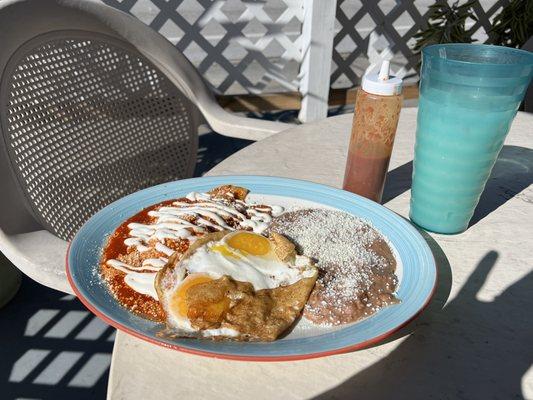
[361,60,403,96]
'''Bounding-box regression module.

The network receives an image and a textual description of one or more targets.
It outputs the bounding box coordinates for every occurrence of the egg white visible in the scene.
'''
[160,232,314,335]
[182,233,314,290]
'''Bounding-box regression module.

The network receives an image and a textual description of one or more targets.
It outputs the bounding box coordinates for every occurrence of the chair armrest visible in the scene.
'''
[0,227,72,294]
[201,108,291,140]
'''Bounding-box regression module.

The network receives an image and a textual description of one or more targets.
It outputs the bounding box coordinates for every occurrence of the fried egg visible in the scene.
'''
[155,231,317,340]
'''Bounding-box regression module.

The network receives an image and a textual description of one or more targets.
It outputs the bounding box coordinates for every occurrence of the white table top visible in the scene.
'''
[108,108,533,400]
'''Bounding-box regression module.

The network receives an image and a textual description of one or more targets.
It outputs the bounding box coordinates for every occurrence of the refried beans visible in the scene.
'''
[268,208,399,325]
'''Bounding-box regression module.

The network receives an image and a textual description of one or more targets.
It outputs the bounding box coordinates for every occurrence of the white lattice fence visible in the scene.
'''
[102,0,304,95]
[102,0,510,122]
[331,0,511,88]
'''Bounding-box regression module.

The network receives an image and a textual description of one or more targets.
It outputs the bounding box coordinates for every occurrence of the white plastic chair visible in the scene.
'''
[0,0,289,294]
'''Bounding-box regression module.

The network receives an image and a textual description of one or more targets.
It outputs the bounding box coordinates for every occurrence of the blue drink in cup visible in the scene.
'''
[410,44,533,234]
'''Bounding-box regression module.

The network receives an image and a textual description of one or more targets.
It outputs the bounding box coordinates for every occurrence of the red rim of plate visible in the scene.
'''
[65,242,438,362]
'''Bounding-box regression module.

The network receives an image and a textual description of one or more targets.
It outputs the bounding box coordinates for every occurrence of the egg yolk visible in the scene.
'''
[227,232,271,256]
[187,296,230,323]
[172,274,213,317]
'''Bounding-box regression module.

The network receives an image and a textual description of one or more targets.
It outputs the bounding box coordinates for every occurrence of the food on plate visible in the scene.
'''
[155,230,318,341]
[100,185,283,321]
[100,183,399,337]
[268,208,399,325]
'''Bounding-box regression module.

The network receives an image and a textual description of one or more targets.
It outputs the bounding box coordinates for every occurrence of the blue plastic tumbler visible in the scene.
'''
[410,44,533,234]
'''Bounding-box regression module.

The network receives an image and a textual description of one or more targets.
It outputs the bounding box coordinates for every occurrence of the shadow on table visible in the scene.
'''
[313,251,533,399]
[0,254,115,400]
[469,145,533,227]
[382,160,413,204]
[381,146,533,228]
[363,229,452,348]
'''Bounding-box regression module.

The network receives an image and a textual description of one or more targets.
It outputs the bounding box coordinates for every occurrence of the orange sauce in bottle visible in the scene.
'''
[343,61,403,203]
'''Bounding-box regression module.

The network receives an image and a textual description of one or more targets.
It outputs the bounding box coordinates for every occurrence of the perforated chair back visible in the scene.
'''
[0,5,199,240]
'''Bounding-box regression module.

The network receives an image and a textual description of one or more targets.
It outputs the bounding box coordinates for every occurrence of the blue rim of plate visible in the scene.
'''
[67,175,437,361]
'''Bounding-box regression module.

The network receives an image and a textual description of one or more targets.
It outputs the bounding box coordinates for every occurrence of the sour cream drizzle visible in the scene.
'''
[105,191,283,298]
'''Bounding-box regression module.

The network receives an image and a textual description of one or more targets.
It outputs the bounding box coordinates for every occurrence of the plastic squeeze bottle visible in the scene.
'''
[343,60,403,203]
